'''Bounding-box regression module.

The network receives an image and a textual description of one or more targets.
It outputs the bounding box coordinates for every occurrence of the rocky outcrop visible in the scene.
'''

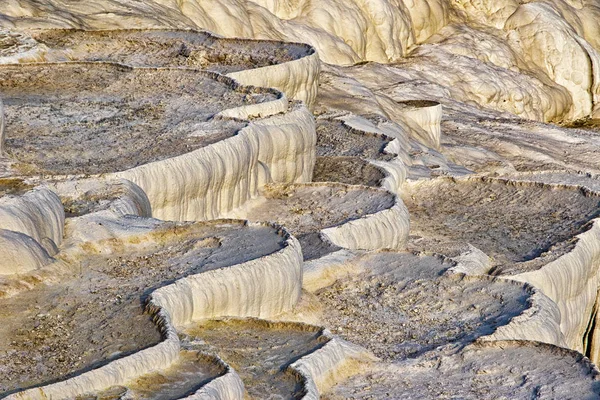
[226,44,320,108]
[505,3,600,120]
[116,104,315,222]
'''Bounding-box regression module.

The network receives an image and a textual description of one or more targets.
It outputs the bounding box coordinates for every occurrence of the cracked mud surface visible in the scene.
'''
[313,156,385,187]
[317,252,528,362]
[0,63,273,175]
[403,177,600,273]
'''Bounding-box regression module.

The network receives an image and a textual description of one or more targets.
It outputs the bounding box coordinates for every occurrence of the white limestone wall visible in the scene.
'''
[0,229,53,275]
[511,219,600,354]
[321,196,409,251]
[116,105,315,222]
[477,279,566,348]
[184,357,245,400]
[0,179,150,276]
[333,115,411,196]
[227,48,320,109]
[435,236,567,347]
[251,106,316,184]
[105,180,153,218]
[505,3,600,121]
[445,177,600,355]
[8,225,303,399]
[396,101,442,150]
[150,231,303,325]
[51,178,152,219]
[310,115,411,252]
[436,176,600,363]
[291,330,376,400]
[368,137,410,196]
[185,368,245,400]
[0,187,64,255]
[370,157,407,195]
[576,35,600,120]
[439,176,600,360]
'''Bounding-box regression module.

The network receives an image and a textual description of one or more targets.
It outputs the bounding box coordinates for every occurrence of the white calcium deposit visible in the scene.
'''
[1,0,600,399]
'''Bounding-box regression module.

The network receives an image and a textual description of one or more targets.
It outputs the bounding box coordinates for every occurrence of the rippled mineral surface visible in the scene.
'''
[2,1,600,399]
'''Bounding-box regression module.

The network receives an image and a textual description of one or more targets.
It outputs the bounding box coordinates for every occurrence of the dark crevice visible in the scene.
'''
[583,290,599,359]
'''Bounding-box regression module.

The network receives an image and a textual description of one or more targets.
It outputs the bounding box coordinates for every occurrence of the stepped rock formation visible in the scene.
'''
[0,0,600,399]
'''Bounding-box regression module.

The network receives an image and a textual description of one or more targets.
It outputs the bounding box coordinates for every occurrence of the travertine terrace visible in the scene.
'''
[1,0,600,399]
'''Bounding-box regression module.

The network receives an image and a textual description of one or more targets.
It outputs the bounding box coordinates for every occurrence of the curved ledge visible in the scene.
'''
[0,187,64,274]
[0,187,64,251]
[321,189,409,251]
[150,223,303,325]
[511,214,600,353]
[7,221,303,399]
[0,60,316,223]
[185,365,244,400]
[368,139,409,195]
[461,275,567,348]
[468,175,600,354]
[25,28,320,108]
[115,104,315,222]
[309,115,412,252]
[431,174,600,361]
[0,229,53,275]
[290,330,375,399]
[226,49,320,109]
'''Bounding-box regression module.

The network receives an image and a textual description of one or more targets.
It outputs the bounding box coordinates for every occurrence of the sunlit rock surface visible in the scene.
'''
[1,0,600,399]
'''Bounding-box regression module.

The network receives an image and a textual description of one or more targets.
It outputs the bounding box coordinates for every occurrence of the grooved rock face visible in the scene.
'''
[90,351,225,400]
[505,3,600,120]
[326,341,600,400]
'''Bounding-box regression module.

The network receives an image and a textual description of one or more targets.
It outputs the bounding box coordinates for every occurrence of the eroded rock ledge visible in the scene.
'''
[0,10,600,399]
